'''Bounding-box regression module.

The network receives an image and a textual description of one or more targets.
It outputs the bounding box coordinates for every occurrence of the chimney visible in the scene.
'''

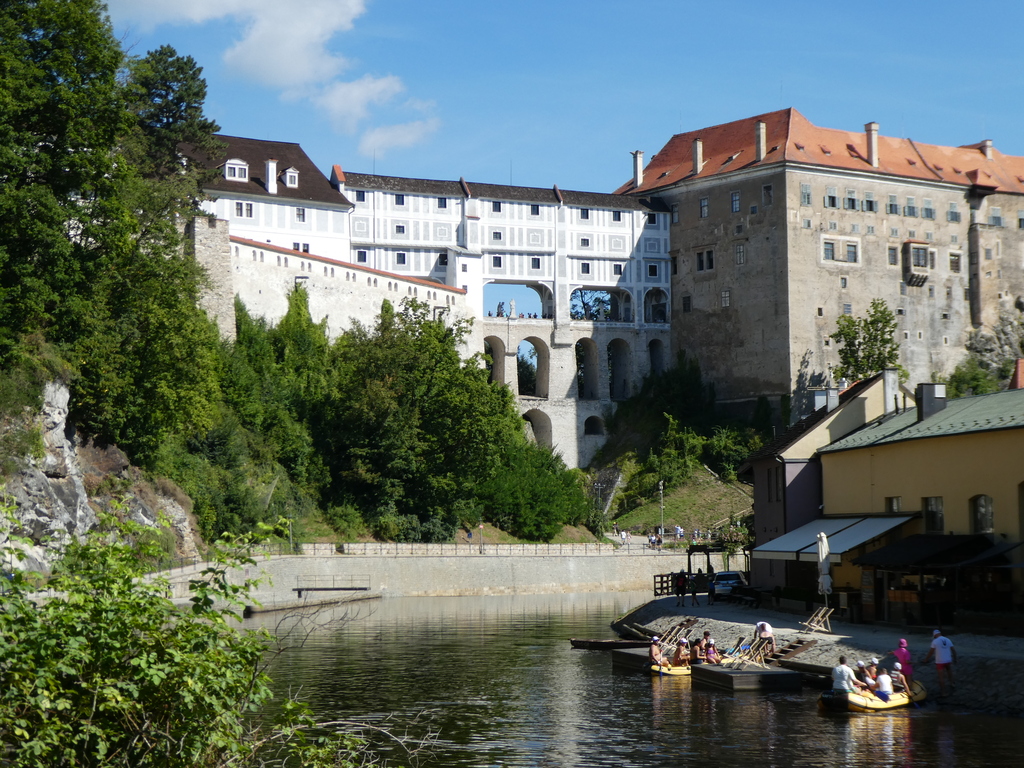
[982,139,993,160]
[266,158,278,195]
[812,387,840,412]
[915,383,947,422]
[631,150,644,189]
[865,122,879,168]
[1011,359,1024,390]
[755,121,767,162]
[692,138,704,175]
[883,367,899,413]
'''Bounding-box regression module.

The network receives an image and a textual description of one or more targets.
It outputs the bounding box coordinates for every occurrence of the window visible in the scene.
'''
[699,197,709,218]
[901,282,907,296]
[492,255,502,268]
[890,227,899,237]
[613,263,623,276]
[888,194,899,215]
[438,197,447,209]
[530,204,540,216]
[492,231,502,241]
[928,285,935,297]
[735,223,743,234]
[438,252,448,266]
[531,257,541,269]
[395,194,405,206]
[929,249,936,269]
[846,243,858,263]
[225,160,248,180]
[492,201,502,213]
[285,171,298,187]
[295,207,306,222]
[581,262,591,275]
[971,495,994,534]
[911,246,928,267]
[866,225,875,235]
[648,263,659,277]
[985,248,993,260]
[989,206,1003,226]
[647,213,657,225]
[823,241,835,261]
[234,202,253,218]
[735,243,745,265]
[580,237,590,247]
[396,252,407,265]
[302,243,309,253]
[863,192,877,212]
[682,296,692,312]
[904,197,917,217]
[731,191,741,213]
[800,183,811,206]
[825,187,838,208]
[696,249,714,271]
[612,210,622,222]
[851,224,860,234]
[580,208,590,220]
[762,185,773,205]
[1018,211,1024,229]
[293,242,300,251]
[802,218,812,229]
[395,224,405,234]
[462,264,468,273]
[750,204,758,214]
[885,497,902,513]
[840,277,847,289]
[843,303,853,315]
[947,202,961,222]
[888,246,899,265]
[355,190,366,202]
[922,199,935,219]
[828,221,838,231]
[951,234,958,243]
[721,290,731,307]
[844,189,857,210]
[671,204,679,223]
[356,250,367,263]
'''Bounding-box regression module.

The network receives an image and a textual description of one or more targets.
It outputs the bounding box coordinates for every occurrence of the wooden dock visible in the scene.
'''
[691,664,802,692]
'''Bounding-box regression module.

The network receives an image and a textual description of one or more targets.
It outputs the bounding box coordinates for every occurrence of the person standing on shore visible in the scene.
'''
[688,573,699,607]
[923,629,957,696]
[707,577,716,606]
[675,571,686,607]
[892,638,915,690]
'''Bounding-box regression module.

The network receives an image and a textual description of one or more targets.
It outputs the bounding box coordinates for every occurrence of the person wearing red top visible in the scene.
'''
[892,638,915,690]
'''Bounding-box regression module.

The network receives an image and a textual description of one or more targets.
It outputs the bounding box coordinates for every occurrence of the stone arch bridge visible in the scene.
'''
[481,316,670,467]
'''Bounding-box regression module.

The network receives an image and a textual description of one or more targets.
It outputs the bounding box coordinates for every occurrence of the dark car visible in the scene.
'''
[712,571,747,595]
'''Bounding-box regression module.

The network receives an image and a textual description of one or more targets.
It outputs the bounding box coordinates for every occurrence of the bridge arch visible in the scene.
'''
[523,409,553,448]
[607,337,633,400]
[644,288,669,324]
[584,416,605,435]
[518,336,550,398]
[648,338,666,376]
[575,338,600,399]
[483,335,507,385]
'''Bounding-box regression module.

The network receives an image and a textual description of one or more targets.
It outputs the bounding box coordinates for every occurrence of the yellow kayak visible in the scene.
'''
[818,681,927,712]
[650,664,692,676]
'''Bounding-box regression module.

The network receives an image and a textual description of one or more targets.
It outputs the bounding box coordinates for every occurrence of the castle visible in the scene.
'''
[192,108,1024,466]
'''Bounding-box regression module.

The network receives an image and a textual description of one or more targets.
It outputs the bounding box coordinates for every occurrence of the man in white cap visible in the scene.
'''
[649,636,667,667]
[923,629,957,695]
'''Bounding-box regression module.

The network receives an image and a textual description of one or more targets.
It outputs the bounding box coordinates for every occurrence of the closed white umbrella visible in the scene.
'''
[817,531,833,605]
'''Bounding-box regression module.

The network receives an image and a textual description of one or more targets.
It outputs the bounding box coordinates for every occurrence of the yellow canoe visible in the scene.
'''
[650,664,692,676]
[818,681,927,712]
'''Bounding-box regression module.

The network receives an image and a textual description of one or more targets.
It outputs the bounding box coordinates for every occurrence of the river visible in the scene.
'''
[252,592,1024,767]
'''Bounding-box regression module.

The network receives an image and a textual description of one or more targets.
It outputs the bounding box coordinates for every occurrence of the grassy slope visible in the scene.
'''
[610,466,753,535]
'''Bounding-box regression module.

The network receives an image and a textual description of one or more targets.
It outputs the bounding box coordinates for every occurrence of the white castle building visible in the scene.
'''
[195,135,672,467]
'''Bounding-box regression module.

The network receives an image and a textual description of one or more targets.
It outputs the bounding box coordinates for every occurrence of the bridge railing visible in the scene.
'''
[336,542,617,556]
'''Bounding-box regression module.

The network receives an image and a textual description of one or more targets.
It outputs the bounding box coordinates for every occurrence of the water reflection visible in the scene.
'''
[256,593,1023,767]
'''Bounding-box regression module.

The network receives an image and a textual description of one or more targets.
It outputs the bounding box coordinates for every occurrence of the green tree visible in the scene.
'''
[830,298,900,381]
[0,512,378,767]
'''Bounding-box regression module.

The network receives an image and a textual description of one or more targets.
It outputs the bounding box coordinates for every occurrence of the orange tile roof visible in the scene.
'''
[618,108,1024,196]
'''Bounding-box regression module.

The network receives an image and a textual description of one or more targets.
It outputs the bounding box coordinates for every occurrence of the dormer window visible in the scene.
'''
[284,168,299,188]
[225,159,248,181]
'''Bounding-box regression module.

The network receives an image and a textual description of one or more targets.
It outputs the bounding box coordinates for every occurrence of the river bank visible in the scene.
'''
[622,595,1024,718]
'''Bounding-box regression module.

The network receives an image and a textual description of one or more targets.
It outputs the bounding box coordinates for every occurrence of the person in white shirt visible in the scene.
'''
[923,629,957,696]
[874,667,894,702]
[832,656,868,693]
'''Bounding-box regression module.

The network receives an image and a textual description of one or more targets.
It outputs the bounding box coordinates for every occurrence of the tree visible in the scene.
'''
[830,298,900,381]
[0,510,381,767]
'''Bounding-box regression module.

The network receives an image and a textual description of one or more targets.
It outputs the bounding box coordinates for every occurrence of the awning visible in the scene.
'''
[943,539,1024,569]
[752,515,913,563]
[853,534,992,569]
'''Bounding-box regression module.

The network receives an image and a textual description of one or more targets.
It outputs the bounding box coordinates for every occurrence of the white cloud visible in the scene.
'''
[359,118,441,157]
[108,0,435,150]
[314,75,406,134]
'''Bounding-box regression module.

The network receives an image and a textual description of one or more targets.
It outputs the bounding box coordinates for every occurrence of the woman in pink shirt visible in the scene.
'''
[892,638,914,689]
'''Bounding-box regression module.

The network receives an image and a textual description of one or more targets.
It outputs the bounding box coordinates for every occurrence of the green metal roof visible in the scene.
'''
[819,387,1024,454]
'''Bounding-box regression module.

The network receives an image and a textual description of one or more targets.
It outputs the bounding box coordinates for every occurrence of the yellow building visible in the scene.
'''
[819,383,1024,624]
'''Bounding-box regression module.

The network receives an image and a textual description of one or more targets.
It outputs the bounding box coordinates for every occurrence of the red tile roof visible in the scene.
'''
[618,108,1024,196]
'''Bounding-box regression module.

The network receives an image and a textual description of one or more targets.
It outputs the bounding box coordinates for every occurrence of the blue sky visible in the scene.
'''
[108,0,1024,193]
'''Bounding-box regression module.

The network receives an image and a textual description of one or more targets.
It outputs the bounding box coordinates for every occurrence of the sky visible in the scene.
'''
[107,0,1024,194]
[106,0,1024,318]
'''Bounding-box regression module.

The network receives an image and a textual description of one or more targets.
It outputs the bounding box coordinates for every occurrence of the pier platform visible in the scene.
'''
[691,664,802,691]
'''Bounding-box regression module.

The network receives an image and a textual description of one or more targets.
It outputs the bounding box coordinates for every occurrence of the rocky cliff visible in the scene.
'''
[1,382,203,573]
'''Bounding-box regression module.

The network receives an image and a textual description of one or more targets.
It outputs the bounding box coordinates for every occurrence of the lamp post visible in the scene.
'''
[659,480,665,545]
